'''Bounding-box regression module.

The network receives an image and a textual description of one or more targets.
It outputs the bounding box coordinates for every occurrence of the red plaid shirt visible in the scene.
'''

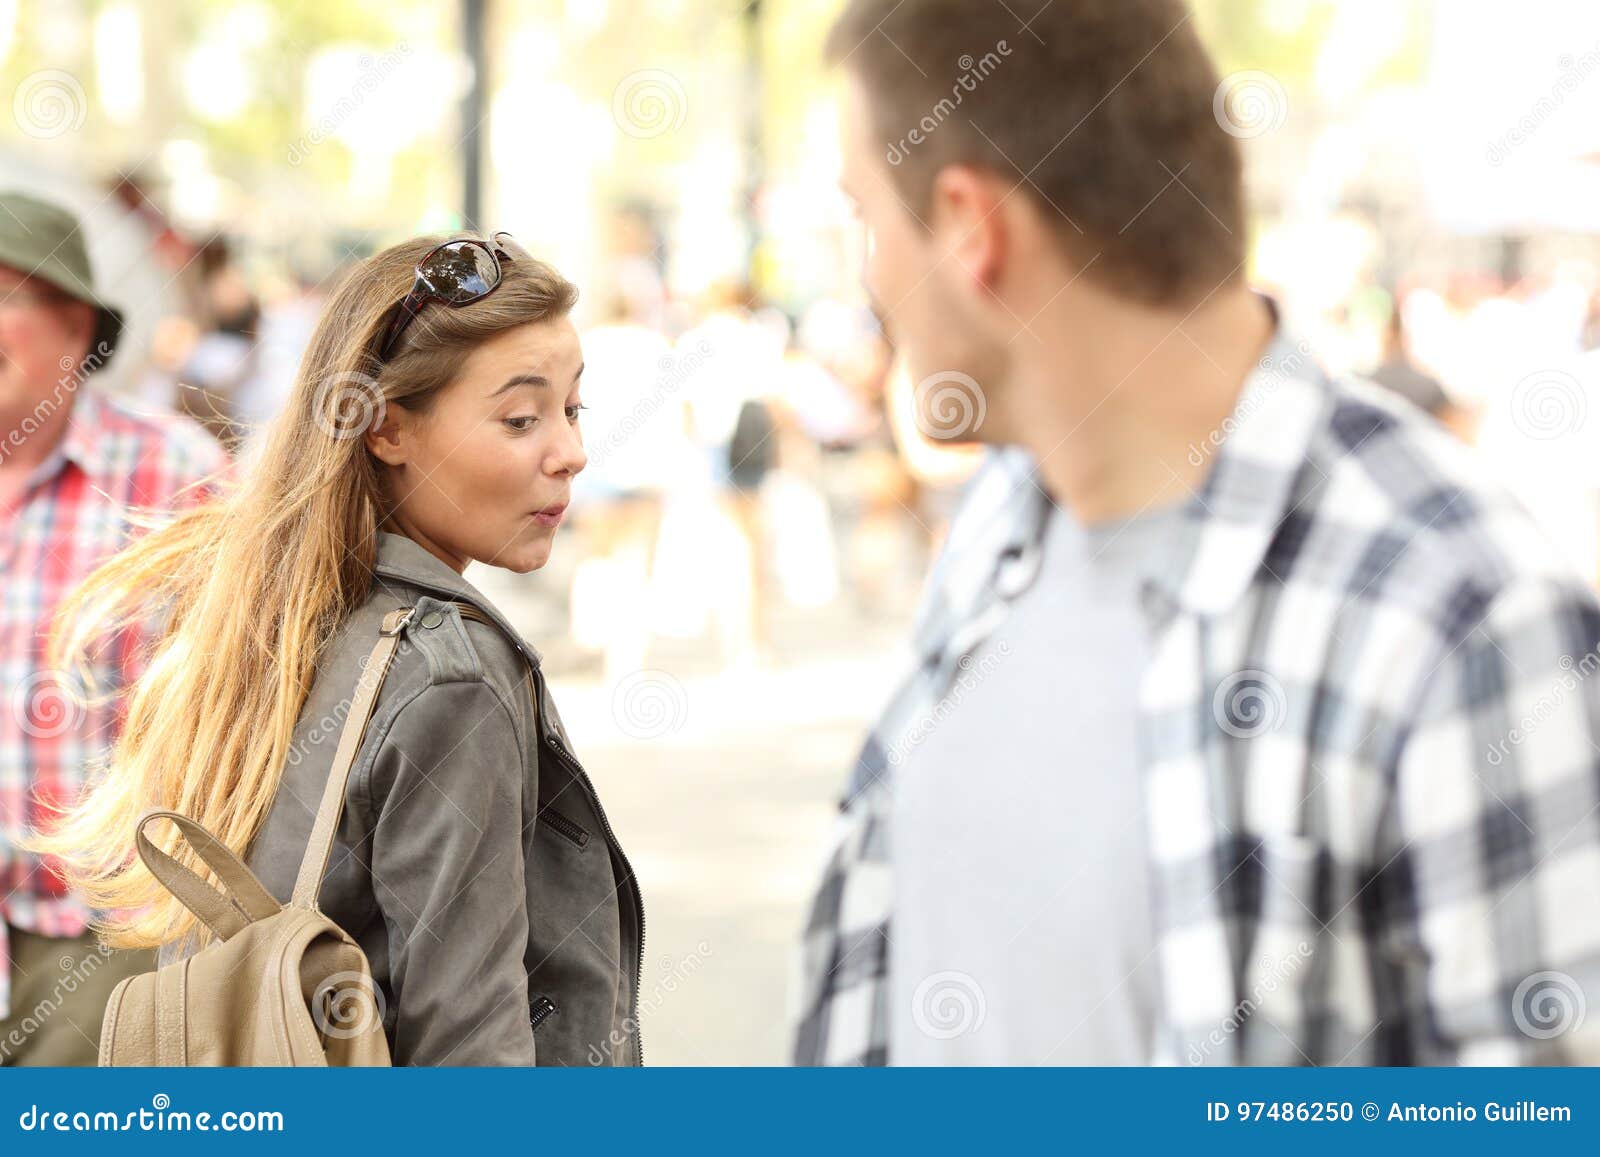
[1,386,225,1020]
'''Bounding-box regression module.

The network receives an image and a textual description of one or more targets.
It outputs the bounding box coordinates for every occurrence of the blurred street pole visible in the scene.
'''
[741,0,766,286]
[462,0,488,229]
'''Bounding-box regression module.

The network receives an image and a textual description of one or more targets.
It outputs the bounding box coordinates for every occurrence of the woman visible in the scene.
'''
[26,234,644,1066]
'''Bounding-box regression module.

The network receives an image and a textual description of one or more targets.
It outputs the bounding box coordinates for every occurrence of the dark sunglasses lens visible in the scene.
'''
[418,241,499,304]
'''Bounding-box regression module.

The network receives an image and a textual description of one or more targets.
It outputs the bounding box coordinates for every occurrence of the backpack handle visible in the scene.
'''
[290,606,414,909]
[135,810,283,940]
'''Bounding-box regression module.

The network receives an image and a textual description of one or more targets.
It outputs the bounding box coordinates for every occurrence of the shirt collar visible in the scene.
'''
[1147,325,1330,621]
[21,386,109,491]
[59,385,107,473]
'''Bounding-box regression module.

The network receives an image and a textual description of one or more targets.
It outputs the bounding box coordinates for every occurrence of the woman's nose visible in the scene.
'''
[547,422,587,477]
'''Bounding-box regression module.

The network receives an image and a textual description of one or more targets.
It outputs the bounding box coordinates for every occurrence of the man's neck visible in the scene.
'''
[1003,286,1276,523]
[0,396,73,503]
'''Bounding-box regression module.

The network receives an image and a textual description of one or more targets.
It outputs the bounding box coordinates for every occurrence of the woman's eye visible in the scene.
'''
[566,403,588,423]
[502,416,538,432]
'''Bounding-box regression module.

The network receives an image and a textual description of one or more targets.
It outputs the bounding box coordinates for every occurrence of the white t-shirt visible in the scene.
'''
[888,498,1175,1064]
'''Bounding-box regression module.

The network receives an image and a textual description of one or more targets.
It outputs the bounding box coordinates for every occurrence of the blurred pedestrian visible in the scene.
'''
[171,238,260,450]
[1369,300,1476,441]
[570,294,675,677]
[0,191,225,1065]
[1583,287,1600,353]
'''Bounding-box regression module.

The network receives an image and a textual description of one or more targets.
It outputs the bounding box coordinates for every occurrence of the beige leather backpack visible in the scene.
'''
[97,607,418,1066]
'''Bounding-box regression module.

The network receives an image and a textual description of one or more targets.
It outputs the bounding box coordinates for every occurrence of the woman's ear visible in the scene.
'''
[365,403,410,467]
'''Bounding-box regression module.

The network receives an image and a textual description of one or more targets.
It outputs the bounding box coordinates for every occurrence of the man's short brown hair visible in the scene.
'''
[828,0,1246,307]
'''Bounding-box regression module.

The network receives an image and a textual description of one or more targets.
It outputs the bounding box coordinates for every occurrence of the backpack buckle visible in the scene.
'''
[379,607,415,636]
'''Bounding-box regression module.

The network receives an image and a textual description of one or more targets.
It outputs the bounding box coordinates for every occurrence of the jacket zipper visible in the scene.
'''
[529,995,558,1031]
[445,600,647,1066]
[542,724,647,1066]
[539,807,590,848]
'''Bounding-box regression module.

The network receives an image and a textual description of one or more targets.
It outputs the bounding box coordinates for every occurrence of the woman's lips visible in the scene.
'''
[533,502,567,528]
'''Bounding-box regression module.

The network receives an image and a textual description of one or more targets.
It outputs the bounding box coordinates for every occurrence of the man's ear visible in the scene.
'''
[60,300,97,360]
[929,164,1008,294]
[364,403,409,467]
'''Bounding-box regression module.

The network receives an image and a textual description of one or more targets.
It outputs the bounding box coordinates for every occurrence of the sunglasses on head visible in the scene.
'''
[377,231,531,362]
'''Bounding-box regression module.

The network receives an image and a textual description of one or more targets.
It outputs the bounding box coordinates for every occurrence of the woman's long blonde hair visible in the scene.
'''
[24,234,577,952]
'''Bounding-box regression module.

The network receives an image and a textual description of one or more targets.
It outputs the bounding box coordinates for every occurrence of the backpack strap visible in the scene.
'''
[135,810,283,940]
[290,606,414,909]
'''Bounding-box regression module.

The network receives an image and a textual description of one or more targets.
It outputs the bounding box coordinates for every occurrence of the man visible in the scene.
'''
[0,191,225,1064]
[796,0,1600,1065]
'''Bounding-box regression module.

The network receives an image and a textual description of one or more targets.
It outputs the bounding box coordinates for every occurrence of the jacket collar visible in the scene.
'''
[372,531,543,666]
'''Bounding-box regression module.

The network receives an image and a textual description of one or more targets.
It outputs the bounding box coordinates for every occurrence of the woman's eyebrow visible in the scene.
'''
[490,364,584,397]
[489,373,550,396]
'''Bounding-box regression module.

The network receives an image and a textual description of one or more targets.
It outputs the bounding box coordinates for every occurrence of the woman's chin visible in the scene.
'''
[493,536,554,574]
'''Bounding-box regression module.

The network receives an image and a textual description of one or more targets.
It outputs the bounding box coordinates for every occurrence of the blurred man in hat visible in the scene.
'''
[0,191,225,1064]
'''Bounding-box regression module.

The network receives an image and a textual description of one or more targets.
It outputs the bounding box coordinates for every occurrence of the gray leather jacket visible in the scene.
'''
[163,531,644,1066]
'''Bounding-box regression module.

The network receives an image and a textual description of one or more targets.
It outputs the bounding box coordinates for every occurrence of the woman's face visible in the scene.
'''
[367,315,587,574]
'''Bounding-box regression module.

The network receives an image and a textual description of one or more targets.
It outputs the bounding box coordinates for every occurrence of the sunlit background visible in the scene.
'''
[6,0,1600,1062]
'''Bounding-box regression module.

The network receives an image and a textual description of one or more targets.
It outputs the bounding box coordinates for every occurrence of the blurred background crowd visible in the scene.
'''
[6,0,1600,1061]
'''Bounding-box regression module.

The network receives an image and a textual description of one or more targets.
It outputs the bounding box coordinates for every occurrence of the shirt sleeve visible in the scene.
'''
[1385,576,1600,1063]
[364,679,536,1066]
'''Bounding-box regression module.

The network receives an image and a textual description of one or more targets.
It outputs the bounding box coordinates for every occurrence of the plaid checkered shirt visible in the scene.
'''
[1,385,224,1021]
[794,326,1600,1066]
